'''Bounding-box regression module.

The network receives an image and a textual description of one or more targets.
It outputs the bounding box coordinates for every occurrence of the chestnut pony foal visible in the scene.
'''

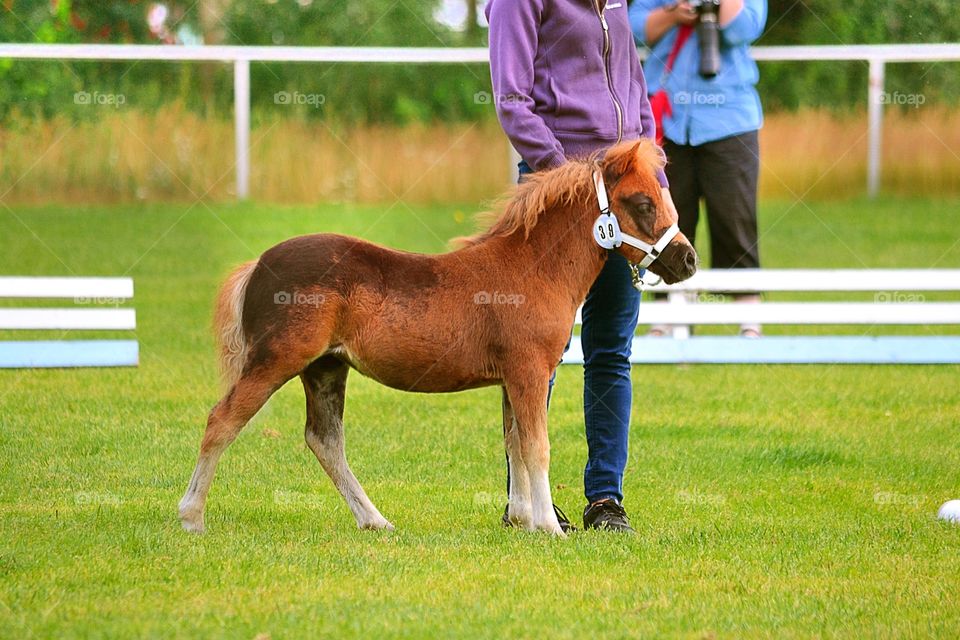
[178,139,697,536]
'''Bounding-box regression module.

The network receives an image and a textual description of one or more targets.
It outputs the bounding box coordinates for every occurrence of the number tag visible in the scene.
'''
[592,214,622,250]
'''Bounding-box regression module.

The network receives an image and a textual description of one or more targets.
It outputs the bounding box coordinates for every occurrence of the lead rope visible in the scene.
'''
[630,263,661,290]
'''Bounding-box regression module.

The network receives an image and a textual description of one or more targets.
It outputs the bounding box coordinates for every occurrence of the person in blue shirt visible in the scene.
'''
[630,0,767,337]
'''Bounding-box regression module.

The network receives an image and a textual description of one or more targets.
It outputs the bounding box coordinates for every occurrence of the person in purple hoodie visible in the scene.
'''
[486,0,680,532]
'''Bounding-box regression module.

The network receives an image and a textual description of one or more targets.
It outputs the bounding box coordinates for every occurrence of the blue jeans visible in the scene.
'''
[508,160,640,505]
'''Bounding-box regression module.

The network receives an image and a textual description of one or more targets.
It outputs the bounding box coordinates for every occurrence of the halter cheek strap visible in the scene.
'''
[591,171,680,269]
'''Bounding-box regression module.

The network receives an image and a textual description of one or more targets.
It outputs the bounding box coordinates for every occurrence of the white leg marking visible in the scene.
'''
[178,449,224,534]
[505,410,534,530]
[507,451,534,529]
[527,462,563,535]
[306,431,394,531]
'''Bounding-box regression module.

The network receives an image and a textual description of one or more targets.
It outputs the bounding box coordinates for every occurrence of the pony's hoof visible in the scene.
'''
[180,518,206,534]
[360,517,395,531]
[530,513,566,536]
[537,522,566,536]
[178,502,206,534]
[507,507,533,530]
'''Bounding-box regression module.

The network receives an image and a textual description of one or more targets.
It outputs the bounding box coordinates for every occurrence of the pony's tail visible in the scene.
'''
[213,260,258,390]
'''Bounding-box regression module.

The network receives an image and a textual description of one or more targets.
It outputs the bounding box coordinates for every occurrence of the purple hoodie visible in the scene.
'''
[485,0,667,187]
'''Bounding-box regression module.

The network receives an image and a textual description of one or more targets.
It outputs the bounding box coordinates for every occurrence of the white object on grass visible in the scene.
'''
[937,500,960,523]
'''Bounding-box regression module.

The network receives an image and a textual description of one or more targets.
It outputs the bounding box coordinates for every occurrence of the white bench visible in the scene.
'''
[563,269,960,364]
[0,277,138,368]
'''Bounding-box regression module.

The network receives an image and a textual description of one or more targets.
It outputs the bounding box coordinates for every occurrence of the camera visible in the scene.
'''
[688,0,721,78]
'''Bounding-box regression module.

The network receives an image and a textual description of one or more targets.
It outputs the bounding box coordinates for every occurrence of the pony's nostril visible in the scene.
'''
[684,250,698,272]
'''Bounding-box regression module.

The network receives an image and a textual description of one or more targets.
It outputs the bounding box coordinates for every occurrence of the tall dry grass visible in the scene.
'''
[0,106,511,205]
[2,105,959,204]
[759,108,960,200]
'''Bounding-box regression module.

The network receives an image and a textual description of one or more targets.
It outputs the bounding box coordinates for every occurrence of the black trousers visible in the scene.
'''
[663,130,761,270]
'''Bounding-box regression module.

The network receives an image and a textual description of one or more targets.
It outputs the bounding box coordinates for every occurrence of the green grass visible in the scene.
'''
[1,197,959,638]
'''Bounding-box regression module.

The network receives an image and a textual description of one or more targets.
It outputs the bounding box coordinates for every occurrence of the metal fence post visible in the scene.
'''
[234,58,251,200]
[867,58,885,198]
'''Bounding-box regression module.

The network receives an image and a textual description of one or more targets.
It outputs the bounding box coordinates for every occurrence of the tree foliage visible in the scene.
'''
[758,0,960,110]
[1,0,958,123]
[222,0,489,123]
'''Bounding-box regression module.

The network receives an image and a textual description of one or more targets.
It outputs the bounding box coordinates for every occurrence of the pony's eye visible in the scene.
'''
[622,193,656,220]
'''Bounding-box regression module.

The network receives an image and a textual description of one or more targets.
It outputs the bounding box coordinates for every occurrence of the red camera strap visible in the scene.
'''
[650,24,694,144]
[665,25,694,75]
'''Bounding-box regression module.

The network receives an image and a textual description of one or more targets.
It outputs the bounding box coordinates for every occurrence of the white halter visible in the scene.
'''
[591,170,679,288]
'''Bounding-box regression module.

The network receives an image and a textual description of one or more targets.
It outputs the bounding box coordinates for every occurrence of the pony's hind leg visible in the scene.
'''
[301,356,393,531]
[505,375,564,536]
[178,371,282,533]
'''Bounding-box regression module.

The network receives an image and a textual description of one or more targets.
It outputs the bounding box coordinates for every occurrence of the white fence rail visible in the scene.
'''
[563,269,960,364]
[0,276,138,368]
[2,42,959,199]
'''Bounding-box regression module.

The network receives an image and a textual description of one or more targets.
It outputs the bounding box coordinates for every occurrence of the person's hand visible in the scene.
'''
[661,187,680,222]
[670,2,699,26]
[647,2,697,45]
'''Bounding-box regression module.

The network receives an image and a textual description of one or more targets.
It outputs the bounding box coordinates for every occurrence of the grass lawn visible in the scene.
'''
[1,196,959,638]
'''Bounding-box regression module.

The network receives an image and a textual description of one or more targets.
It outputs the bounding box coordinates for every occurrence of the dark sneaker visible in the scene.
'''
[583,499,635,533]
[501,503,577,533]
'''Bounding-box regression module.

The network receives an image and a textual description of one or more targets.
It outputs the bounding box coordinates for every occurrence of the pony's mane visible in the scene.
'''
[453,139,665,248]
[455,161,594,247]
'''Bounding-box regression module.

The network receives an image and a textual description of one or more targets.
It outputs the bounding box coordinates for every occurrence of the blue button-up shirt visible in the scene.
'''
[629,0,767,146]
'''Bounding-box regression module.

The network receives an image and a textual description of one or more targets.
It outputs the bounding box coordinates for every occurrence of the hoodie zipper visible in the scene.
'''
[595,0,623,142]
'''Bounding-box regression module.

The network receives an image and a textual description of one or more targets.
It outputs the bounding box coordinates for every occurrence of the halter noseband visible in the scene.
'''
[592,170,679,289]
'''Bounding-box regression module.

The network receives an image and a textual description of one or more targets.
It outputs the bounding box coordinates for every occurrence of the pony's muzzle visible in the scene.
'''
[652,240,699,284]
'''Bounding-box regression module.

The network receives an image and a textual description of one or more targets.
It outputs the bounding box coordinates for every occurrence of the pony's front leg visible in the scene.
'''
[502,388,532,529]
[504,376,564,536]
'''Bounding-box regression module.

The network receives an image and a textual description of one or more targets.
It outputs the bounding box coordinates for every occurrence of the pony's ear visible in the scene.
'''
[601,140,644,185]
[601,138,666,186]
